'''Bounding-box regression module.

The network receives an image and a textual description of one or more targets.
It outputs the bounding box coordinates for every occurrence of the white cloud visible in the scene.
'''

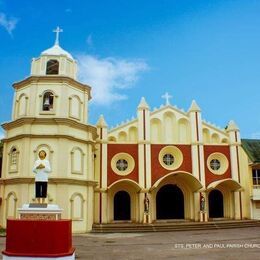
[77,55,149,105]
[0,12,18,35]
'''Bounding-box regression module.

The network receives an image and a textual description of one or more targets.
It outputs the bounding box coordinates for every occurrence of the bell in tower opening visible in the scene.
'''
[46,59,59,75]
[42,92,54,111]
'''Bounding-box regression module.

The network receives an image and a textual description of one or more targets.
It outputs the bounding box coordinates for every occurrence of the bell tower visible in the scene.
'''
[12,26,91,123]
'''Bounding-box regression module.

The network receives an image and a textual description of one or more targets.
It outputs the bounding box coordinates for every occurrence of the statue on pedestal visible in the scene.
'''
[33,150,51,204]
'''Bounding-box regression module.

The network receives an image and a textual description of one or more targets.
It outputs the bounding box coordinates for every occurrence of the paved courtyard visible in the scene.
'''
[0,227,260,259]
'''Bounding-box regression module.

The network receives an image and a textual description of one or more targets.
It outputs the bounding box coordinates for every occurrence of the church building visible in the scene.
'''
[0,30,258,232]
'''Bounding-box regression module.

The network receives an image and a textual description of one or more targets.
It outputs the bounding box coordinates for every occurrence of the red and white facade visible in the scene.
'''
[94,98,251,224]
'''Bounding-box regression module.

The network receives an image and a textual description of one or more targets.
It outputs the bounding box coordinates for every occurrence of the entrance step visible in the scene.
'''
[92,220,260,233]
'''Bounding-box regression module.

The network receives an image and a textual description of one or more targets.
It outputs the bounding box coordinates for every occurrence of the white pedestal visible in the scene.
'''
[199,211,208,222]
[18,204,63,220]
[143,213,151,224]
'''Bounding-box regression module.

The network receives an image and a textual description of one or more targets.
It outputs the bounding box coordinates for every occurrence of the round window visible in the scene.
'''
[207,152,229,175]
[116,159,128,171]
[210,159,221,171]
[111,153,135,176]
[158,146,183,170]
[163,154,174,166]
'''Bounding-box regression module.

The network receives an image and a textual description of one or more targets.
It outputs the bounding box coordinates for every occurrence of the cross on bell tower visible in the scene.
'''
[53,26,63,46]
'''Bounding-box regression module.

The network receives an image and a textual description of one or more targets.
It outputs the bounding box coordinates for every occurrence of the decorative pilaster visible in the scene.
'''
[84,91,89,123]
[137,97,151,189]
[226,120,242,219]
[137,97,152,223]
[227,121,241,181]
[188,100,205,185]
[188,100,207,221]
[96,115,108,223]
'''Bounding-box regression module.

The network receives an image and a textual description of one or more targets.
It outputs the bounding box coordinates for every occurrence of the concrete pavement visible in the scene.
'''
[1,227,260,259]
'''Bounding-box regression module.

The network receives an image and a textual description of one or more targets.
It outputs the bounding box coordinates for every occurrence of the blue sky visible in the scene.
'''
[0,0,260,138]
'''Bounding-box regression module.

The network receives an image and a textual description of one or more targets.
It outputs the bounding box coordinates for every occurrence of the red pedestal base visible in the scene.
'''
[2,219,75,258]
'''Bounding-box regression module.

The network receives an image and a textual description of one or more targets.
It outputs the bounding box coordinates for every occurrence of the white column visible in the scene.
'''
[227,120,242,219]
[137,97,151,189]
[188,100,205,185]
[188,100,207,222]
[137,98,152,223]
[96,115,108,223]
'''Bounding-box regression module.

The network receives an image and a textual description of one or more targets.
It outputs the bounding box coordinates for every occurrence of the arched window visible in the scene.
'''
[70,193,85,220]
[203,128,210,143]
[118,131,127,142]
[9,147,19,173]
[211,133,220,144]
[6,192,18,219]
[71,147,85,174]
[17,93,28,117]
[151,118,162,143]
[42,91,54,111]
[178,118,190,143]
[163,112,176,143]
[128,127,138,142]
[108,136,117,142]
[46,59,59,75]
[69,95,82,120]
[10,148,18,165]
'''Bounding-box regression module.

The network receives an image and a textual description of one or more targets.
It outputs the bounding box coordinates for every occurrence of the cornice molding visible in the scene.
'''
[13,76,92,99]
[1,117,98,140]
[0,177,34,185]
[138,140,151,145]
[1,134,96,145]
[229,143,242,147]
[94,188,107,193]
[97,140,109,144]
[0,177,98,186]
[191,141,204,145]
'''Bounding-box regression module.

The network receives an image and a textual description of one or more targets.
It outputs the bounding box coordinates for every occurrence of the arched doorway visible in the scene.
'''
[156,184,184,219]
[114,191,131,221]
[208,189,224,218]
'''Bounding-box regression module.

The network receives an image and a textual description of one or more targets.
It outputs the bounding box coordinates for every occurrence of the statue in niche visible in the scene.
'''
[200,195,205,212]
[144,194,150,213]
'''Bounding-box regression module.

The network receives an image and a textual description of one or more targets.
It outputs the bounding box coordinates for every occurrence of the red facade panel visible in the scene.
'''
[151,145,192,185]
[204,145,232,186]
